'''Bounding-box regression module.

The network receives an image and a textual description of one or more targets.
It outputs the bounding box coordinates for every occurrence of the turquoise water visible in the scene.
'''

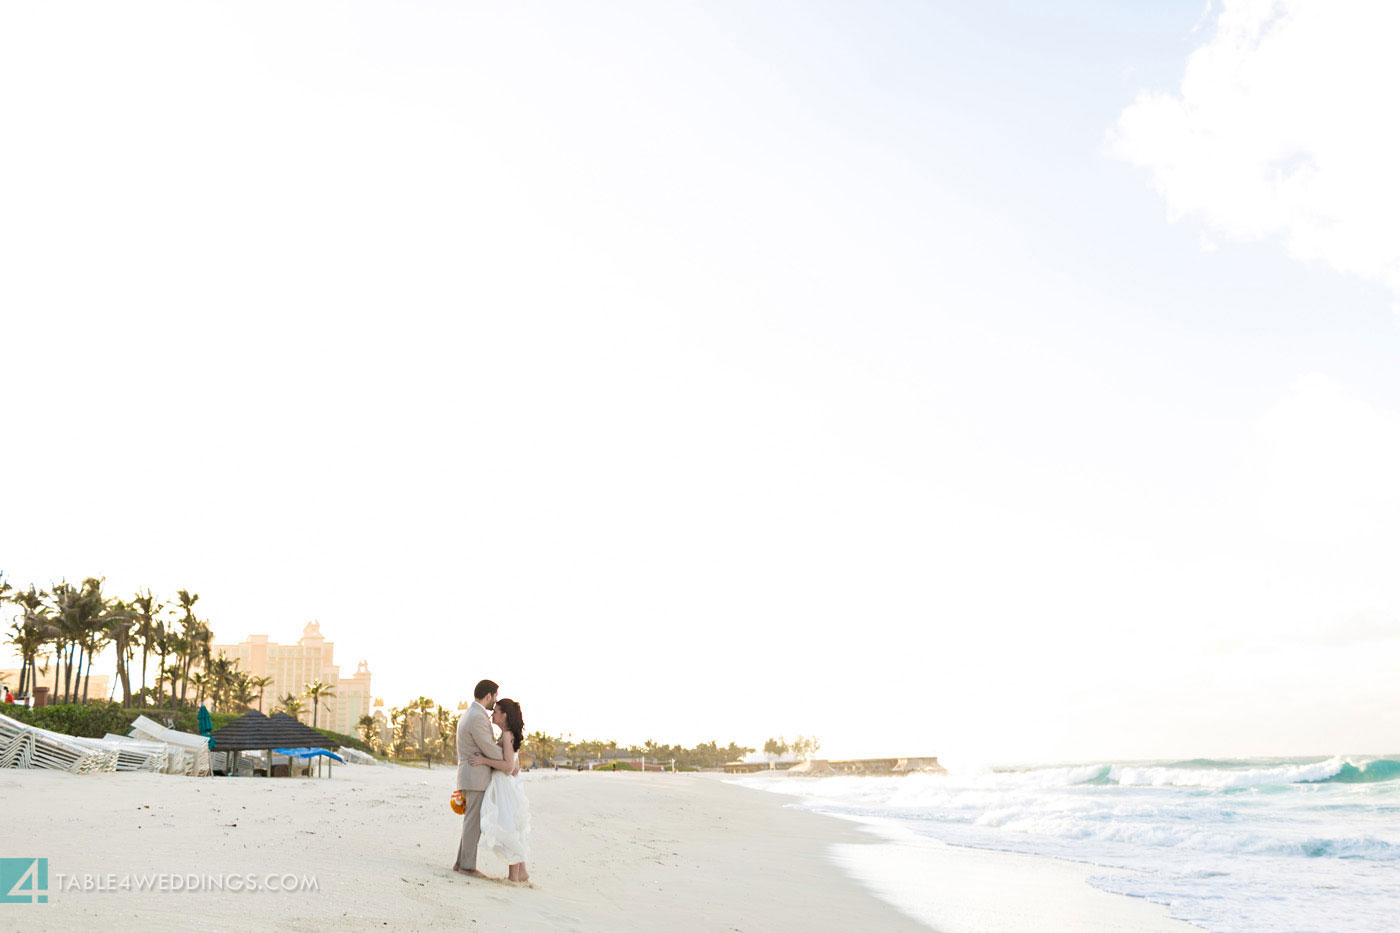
[740,756,1400,931]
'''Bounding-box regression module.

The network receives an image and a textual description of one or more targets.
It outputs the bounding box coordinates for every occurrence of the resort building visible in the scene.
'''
[211,622,372,736]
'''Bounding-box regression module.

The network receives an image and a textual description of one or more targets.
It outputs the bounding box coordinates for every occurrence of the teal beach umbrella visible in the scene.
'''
[198,705,216,748]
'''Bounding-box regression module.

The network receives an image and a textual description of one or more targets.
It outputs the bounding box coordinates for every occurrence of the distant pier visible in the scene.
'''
[722,756,945,775]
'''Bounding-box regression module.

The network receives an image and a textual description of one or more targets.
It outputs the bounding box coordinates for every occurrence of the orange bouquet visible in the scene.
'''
[450,789,465,815]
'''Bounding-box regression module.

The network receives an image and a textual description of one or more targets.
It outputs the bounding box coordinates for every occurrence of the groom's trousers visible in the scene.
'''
[454,790,486,871]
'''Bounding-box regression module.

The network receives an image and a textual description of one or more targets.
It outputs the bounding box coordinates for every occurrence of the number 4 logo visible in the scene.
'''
[0,858,48,904]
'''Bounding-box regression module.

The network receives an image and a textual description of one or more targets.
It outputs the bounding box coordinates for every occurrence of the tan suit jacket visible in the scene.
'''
[455,703,503,792]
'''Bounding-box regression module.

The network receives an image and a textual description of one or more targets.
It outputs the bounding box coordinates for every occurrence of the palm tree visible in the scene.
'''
[47,581,109,703]
[157,661,183,705]
[0,575,24,697]
[152,619,174,707]
[0,573,11,681]
[389,706,411,757]
[276,693,305,720]
[527,731,557,764]
[249,675,273,713]
[173,589,200,705]
[189,670,208,709]
[205,653,237,711]
[98,594,136,705]
[232,677,257,712]
[165,631,188,704]
[44,582,78,702]
[304,679,336,730]
[356,714,378,752]
[5,616,44,700]
[130,590,164,703]
[77,580,123,703]
[409,696,435,753]
[7,586,49,699]
[436,706,458,759]
[193,621,213,703]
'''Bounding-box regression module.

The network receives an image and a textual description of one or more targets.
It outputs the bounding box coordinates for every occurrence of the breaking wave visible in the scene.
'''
[1107,756,1400,788]
[993,756,1400,789]
[735,752,1400,932]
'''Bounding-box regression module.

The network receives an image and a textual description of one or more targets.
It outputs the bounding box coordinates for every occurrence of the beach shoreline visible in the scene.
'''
[723,777,1199,933]
[3,763,1190,932]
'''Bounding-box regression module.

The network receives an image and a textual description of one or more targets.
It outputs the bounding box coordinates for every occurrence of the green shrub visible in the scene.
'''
[312,727,373,754]
[4,703,131,737]
[4,703,237,739]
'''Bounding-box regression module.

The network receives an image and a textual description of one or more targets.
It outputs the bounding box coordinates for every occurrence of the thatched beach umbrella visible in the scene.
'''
[268,712,342,777]
[208,710,336,777]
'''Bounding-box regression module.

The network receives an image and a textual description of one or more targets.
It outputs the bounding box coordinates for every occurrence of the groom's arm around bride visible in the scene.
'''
[457,703,503,792]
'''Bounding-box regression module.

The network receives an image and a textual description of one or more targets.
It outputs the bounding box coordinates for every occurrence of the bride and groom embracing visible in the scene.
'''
[451,679,532,884]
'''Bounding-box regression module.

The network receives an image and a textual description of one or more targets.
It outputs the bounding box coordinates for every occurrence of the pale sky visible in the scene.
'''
[3,0,1399,764]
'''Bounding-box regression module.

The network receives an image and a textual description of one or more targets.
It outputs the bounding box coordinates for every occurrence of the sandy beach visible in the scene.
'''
[0,763,1194,932]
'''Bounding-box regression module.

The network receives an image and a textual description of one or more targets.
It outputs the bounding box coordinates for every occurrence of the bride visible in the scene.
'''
[467,697,531,883]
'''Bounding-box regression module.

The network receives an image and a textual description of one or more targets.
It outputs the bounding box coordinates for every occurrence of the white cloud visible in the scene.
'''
[1112,0,1400,294]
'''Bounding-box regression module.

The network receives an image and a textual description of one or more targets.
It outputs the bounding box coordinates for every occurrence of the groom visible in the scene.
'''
[453,679,504,879]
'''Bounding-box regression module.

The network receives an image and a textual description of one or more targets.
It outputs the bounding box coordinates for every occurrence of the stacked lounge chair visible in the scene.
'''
[0,713,117,774]
[97,734,171,772]
[127,715,212,777]
[337,747,379,765]
[210,750,255,776]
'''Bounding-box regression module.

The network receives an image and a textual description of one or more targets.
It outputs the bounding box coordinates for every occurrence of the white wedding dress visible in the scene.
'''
[479,766,531,864]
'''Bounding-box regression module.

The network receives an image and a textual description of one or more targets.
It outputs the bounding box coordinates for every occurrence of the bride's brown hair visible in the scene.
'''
[496,698,524,751]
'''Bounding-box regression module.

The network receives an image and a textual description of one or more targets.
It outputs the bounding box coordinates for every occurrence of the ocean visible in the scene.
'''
[737,756,1400,932]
